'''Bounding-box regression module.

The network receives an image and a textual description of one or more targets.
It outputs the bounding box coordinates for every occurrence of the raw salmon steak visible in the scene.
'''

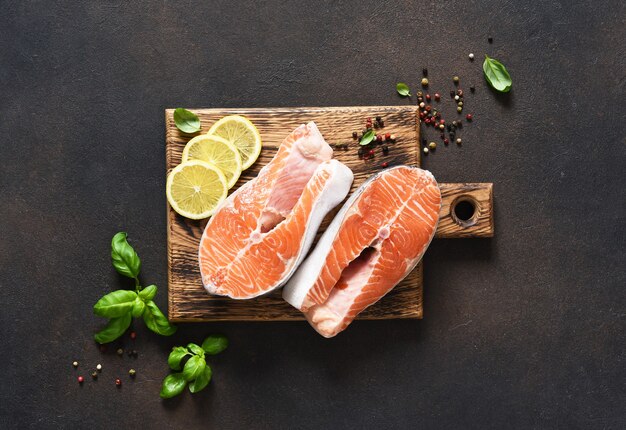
[283,166,441,337]
[199,122,354,299]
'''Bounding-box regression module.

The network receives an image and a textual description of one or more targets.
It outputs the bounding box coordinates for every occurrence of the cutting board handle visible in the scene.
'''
[435,183,494,238]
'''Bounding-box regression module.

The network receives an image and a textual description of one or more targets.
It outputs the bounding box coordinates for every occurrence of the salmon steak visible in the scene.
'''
[199,122,354,299]
[283,166,441,337]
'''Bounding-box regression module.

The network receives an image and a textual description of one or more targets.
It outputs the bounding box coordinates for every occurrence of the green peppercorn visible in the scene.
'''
[91,371,98,379]
[457,106,463,113]
[129,369,136,378]
[453,76,460,84]
[429,142,437,150]
[116,348,124,356]
[458,101,464,107]
[421,78,429,86]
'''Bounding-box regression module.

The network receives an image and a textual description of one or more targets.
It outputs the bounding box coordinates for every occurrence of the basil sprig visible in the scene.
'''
[93,232,176,343]
[359,129,375,146]
[483,55,512,93]
[396,82,411,97]
[173,108,201,133]
[160,335,228,399]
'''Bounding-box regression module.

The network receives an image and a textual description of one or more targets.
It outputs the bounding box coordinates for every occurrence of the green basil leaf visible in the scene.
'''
[111,232,141,279]
[189,365,212,393]
[138,284,157,301]
[182,355,206,382]
[160,373,187,399]
[93,290,137,318]
[173,108,201,134]
[143,301,177,336]
[396,82,411,97]
[131,296,145,318]
[483,55,512,93]
[168,346,190,371]
[202,335,228,355]
[187,343,205,357]
[359,130,375,146]
[94,313,132,344]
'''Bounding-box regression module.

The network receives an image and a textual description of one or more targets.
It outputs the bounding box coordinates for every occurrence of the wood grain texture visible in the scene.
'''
[436,183,494,238]
[165,106,493,322]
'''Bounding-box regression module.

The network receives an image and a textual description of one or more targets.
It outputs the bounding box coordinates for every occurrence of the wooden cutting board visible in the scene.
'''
[166,106,493,322]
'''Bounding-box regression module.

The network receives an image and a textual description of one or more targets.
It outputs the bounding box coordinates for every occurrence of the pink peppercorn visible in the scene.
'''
[426,94,431,101]
[444,138,450,145]
[381,162,389,168]
[130,331,136,340]
[434,93,440,101]
[384,133,391,140]
[78,376,84,383]
[116,378,122,387]
[466,114,473,121]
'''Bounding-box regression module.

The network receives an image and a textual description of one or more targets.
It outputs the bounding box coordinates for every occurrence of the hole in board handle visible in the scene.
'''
[451,196,480,228]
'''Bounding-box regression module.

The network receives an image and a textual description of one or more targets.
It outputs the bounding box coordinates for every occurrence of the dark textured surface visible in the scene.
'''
[1,1,624,429]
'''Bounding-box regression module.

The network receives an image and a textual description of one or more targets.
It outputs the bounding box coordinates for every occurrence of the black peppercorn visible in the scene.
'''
[352,131,358,139]
[488,37,493,43]
[450,90,455,98]
[358,148,364,159]
[375,116,381,122]
[422,68,428,76]
[382,146,389,155]
[470,86,475,93]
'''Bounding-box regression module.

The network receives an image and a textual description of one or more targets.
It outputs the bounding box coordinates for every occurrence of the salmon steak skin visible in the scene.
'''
[198,122,354,299]
[282,166,441,337]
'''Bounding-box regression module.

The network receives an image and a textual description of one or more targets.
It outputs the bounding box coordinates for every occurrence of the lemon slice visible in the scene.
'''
[182,134,242,189]
[166,160,227,219]
[208,115,262,170]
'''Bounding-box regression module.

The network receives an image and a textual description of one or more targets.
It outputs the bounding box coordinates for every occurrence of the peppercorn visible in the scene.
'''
[383,133,390,141]
[447,124,452,132]
[389,134,396,141]
[376,134,382,142]
[425,105,431,112]
[488,37,493,43]
[458,101,464,107]
[453,76,460,84]
[450,132,456,140]
[466,114,473,121]
[470,86,475,93]
[77,376,84,384]
[422,68,428,76]
[454,95,460,101]
[352,131,358,139]
[91,371,98,379]
[439,124,445,130]
[457,89,464,97]
[450,90,455,98]
[429,142,437,150]
[382,145,389,155]
[419,112,425,119]
[373,121,379,129]
[379,120,384,127]
[456,138,462,145]
[419,102,425,108]
[424,118,430,124]
[115,378,122,387]
[129,369,136,378]
[116,348,123,356]
[457,106,463,113]
[457,121,463,129]
[434,93,440,101]
[72,361,78,368]
[368,149,375,156]
[421,78,429,86]
[439,119,445,125]
[444,138,450,145]
[358,148,364,159]
[423,147,429,154]
[426,94,431,101]
[381,162,389,168]
[417,91,423,97]
[469,53,474,60]
[96,364,102,371]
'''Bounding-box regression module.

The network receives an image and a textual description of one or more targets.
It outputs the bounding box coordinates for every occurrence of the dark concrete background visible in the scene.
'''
[1,1,624,429]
